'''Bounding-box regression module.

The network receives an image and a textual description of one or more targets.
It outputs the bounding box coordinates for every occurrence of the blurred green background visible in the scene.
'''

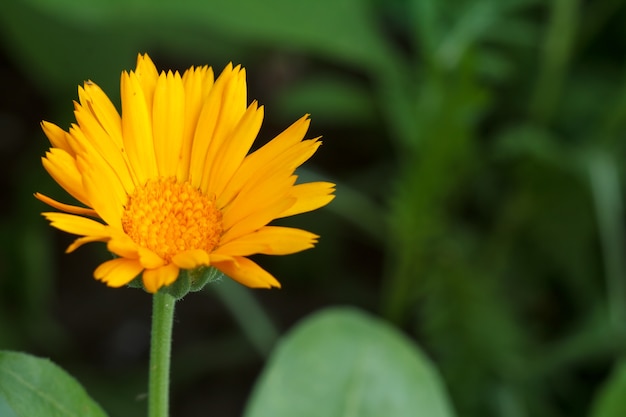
[2,0,626,416]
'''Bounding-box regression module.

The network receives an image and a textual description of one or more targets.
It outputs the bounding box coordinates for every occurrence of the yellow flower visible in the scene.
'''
[36,53,335,293]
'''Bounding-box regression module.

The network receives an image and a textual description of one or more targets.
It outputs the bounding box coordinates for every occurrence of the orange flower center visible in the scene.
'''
[121,177,223,261]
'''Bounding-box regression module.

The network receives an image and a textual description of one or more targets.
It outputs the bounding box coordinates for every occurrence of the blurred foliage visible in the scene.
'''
[1,0,626,416]
[590,360,626,417]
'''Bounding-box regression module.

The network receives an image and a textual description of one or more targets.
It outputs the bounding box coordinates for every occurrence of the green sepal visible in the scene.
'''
[126,265,224,299]
[162,266,224,300]
[162,269,192,299]
[189,266,224,292]
[127,274,143,289]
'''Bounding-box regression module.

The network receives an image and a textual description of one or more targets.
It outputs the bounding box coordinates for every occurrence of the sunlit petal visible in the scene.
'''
[121,70,158,184]
[94,258,144,287]
[41,121,74,155]
[142,263,179,293]
[42,212,109,237]
[35,193,96,217]
[212,256,281,288]
[279,182,336,218]
[41,149,91,207]
[152,71,185,177]
[216,226,318,256]
[171,249,211,269]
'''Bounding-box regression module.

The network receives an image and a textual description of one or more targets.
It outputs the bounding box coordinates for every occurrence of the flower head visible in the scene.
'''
[36,53,334,293]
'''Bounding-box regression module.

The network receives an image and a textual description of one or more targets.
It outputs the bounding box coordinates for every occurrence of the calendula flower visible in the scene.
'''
[36,53,334,293]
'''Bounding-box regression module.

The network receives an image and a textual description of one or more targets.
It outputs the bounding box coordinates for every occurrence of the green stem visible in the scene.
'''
[148,290,176,417]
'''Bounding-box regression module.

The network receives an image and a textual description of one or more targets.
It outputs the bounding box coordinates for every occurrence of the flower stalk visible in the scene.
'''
[148,290,176,417]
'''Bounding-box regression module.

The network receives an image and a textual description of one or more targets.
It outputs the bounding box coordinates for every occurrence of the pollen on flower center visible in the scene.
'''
[121,177,223,261]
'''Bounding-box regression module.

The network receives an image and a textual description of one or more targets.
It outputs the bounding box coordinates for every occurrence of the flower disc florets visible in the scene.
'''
[121,177,223,262]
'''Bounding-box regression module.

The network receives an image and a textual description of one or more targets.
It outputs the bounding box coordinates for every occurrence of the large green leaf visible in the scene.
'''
[589,360,626,417]
[244,307,455,417]
[0,351,107,417]
[36,0,395,68]
[1,0,401,96]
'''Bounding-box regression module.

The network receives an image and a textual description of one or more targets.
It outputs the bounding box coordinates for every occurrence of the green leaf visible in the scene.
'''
[4,0,401,96]
[589,360,626,417]
[0,351,107,417]
[163,0,397,71]
[0,0,140,97]
[244,307,455,417]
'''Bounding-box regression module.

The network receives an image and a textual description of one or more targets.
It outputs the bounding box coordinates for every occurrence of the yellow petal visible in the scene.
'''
[207,101,263,197]
[67,235,109,253]
[34,193,97,217]
[41,149,91,207]
[200,65,247,192]
[78,81,123,147]
[63,123,88,155]
[41,121,74,155]
[135,247,166,269]
[78,156,126,229]
[134,54,159,109]
[189,63,235,190]
[217,226,318,255]
[179,65,214,181]
[222,172,296,227]
[171,249,210,269]
[107,234,140,259]
[280,182,336,218]
[213,256,280,288]
[142,263,180,293]
[121,70,158,185]
[152,71,185,177]
[219,126,318,207]
[209,253,234,264]
[78,82,138,187]
[94,258,144,287]
[222,198,296,245]
[43,212,109,237]
[219,139,322,209]
[260,114,311,151]
[73,101,134,194]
